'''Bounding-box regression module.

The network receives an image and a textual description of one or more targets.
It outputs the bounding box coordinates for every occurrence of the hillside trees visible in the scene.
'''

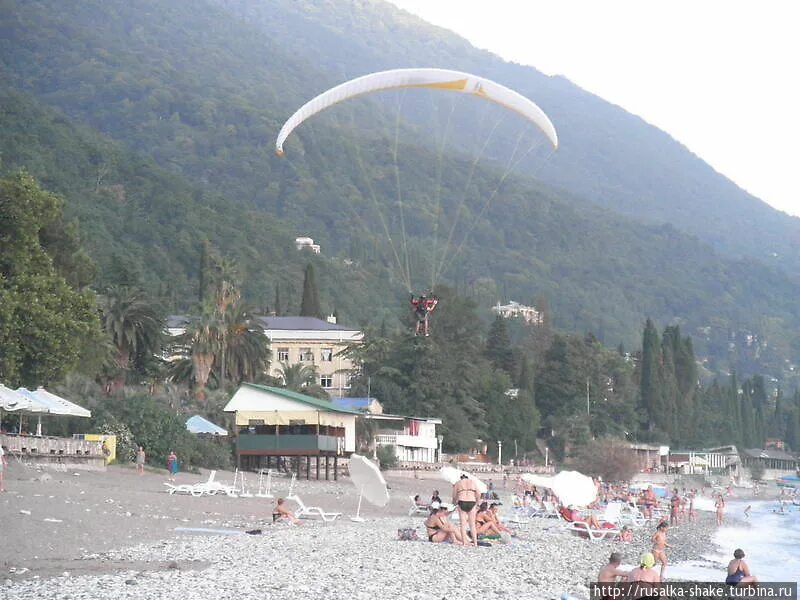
[0,172,103,387]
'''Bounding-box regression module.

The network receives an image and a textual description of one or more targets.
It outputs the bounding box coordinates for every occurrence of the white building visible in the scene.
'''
[166,315,364,397]
[491,301,543,325]
[259,316,363,397]
[295,237,321,254]
[369,414,442,464]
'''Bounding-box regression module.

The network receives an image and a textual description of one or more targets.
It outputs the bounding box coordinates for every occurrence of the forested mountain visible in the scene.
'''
[1,0,800,384]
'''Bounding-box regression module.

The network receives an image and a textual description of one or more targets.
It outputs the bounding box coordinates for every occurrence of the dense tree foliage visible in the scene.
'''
[0,172,103,387]
[2,2,800,387]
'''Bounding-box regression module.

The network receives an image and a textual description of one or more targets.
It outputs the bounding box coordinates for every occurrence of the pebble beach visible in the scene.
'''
[1,463,723,600]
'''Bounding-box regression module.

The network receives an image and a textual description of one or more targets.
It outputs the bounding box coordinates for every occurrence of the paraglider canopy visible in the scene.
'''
[275,68,558,156]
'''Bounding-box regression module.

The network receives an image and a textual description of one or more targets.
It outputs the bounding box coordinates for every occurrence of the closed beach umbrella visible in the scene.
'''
[349,454,389,521]
[521,470,597,507]
[440,465,488,494]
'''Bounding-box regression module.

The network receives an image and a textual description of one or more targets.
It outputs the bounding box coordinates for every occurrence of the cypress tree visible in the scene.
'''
[640,319,661,432]
[274,282,281,316]
[485,315,515,375]
[299,263,322,319]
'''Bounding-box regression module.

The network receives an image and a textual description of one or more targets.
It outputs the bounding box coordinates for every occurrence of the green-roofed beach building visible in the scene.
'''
[223,383,361,480]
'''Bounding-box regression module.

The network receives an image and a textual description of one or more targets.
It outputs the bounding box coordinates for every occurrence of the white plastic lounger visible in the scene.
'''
[565,520,621,541]
[408,496,429,516]
[287,494,341,522]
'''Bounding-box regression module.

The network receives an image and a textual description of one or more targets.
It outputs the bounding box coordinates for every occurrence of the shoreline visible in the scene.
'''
[0,463,732,599]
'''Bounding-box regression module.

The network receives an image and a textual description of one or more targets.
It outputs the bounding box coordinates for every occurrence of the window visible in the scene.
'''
[320,374,333,388]
[299,348,314,362]
[277,348,289,362]
[320,348,333,362]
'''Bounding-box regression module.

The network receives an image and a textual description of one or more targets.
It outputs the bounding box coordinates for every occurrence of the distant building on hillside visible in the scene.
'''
[295,236,321,254]
[491,301,543,325]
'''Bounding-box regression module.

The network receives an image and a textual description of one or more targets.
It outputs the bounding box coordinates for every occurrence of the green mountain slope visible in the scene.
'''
[1,0,800,382]
[207,0,800,276]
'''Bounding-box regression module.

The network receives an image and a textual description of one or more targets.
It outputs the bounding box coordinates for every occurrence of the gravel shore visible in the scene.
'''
[1,462,720,599]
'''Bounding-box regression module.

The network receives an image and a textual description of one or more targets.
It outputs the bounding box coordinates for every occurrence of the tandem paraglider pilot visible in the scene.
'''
[410,292,439,337]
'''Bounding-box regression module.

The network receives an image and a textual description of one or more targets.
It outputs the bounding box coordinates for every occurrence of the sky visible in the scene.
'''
[388,0,800,217]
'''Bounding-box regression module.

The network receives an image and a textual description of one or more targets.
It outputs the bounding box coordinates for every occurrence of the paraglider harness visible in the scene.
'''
[410,293,439,336]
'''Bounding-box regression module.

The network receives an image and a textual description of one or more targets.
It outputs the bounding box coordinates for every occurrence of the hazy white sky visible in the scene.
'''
[389,0,800,217]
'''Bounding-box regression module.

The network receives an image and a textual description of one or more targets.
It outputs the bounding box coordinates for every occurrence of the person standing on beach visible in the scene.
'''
[597,552,629,583]
[136,446,146,475]
[453,474,480,547]
[669,489,680,526]
[651,522,670,580]
[715,494,725,526]
[166,450,178,481]
[0,444,7,492]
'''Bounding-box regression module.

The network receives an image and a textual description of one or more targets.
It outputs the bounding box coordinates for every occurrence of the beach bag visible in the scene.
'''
[397,528,419,541]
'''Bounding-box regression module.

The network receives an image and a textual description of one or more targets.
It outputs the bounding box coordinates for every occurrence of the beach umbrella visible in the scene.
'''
[440,465,488,495]
[348,454,390,522]
[521,470,597,507]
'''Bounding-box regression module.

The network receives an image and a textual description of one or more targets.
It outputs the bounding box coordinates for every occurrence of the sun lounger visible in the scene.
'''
[408,496,429,516]
[163,482,198,495]
[618,504,646,527]
[565,520,621,541]
[287,494,341,522]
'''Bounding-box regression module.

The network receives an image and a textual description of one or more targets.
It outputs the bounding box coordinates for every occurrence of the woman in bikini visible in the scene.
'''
[425,506,463,544]
[725,548,757,586]
[475,502,503,537]
[453,474,481,547]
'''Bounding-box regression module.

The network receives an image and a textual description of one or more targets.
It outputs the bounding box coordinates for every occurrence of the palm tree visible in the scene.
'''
[218,304,270,388]
[277,363,319,391]
[173,312,222,403]
[98,285,164,389]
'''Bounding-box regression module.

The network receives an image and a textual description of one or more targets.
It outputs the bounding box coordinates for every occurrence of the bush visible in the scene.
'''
[376,445,398,470]
[573,438,640,482]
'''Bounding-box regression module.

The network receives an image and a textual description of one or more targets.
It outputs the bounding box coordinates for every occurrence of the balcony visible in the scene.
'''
[375,433,438,449]
[237,434,340,454]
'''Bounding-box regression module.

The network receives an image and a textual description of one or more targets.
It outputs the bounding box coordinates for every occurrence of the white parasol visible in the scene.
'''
[521,470,597,507]
[348,454,390,522]
[440,465,488,494]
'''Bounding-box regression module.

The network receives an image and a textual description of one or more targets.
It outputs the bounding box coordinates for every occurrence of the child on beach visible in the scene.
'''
[619,525,633,543]
[136,447,146,475]
[744,505,751,519]
[273,497,302,525]
[715,494,725,525]
[651,522,670,580]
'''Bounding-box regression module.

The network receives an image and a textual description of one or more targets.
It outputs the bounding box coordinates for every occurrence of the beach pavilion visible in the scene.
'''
[224,383,360,480]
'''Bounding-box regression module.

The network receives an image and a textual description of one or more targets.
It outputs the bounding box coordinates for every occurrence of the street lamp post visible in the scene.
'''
[497,440,503,466]
[545,446,549,469]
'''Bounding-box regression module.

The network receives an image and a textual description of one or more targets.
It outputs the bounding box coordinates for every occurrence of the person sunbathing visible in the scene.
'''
[414,494,428,507]
[425,506,463,544]
[560,505,603,529]
[475,502,504,536]
[488,503,515,536]
[273,497,302,525]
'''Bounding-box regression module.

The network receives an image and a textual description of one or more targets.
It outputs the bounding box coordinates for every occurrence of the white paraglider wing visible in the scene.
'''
[275,68,558,155]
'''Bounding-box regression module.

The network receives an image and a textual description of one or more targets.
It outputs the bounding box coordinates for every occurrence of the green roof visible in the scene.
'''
[240,383,363,415]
